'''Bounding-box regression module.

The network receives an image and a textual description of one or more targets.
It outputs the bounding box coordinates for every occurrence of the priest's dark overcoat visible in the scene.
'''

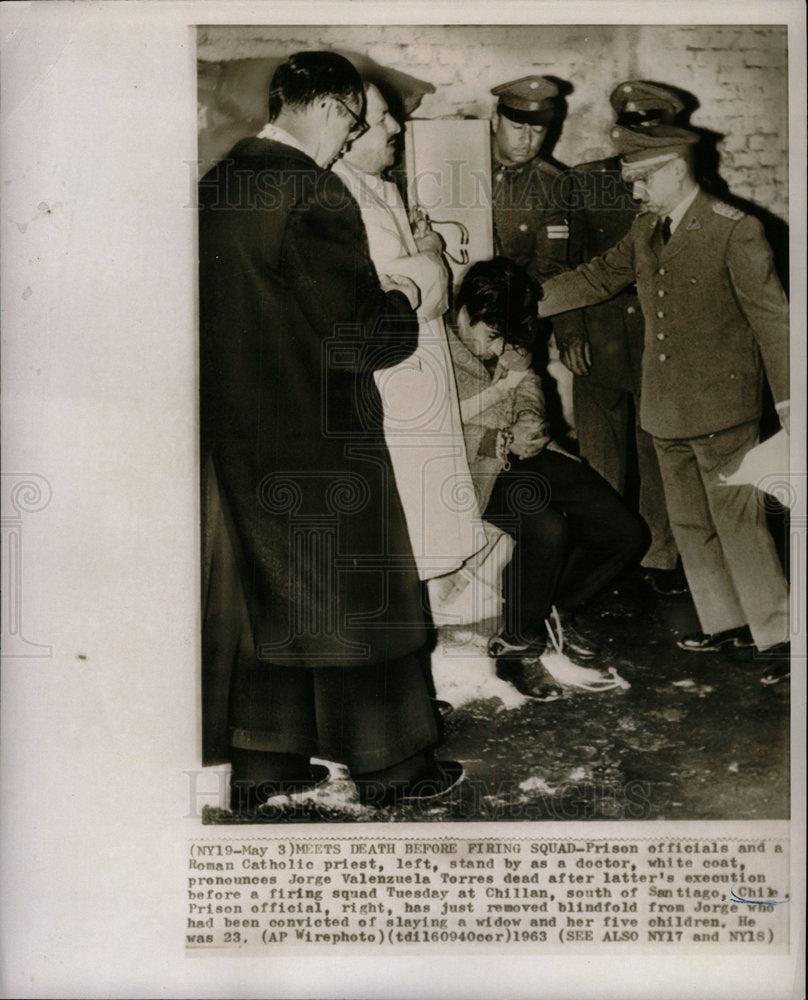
[199,137,424,764]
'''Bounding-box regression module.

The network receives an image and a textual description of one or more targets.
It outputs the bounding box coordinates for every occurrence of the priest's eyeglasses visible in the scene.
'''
[332,97,369,140]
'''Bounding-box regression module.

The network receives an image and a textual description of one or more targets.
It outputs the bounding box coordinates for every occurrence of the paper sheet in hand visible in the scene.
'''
[719,430,792,504]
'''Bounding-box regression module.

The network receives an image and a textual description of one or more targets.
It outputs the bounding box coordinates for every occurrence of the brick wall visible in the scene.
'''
[197,23,789,220]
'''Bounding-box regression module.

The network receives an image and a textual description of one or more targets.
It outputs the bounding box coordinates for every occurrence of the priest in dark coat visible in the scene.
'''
[199,52,453,810]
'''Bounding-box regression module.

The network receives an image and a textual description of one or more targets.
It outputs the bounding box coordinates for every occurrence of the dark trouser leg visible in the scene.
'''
[314,651,439,775]
[574,380,677,572]
[536,451,648,609]
[229,749,317,811]
[227,651,320,809]
[485,451,648,639]
[484,465,569,643]
[227,648,439,806]
[573,377,629,493]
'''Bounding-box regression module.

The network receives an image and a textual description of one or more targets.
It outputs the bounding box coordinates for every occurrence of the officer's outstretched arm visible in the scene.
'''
[539,230,636,318]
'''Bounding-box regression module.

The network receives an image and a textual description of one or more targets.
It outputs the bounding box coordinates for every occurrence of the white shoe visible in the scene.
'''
[542,610,630,691]
[539,650,629,691]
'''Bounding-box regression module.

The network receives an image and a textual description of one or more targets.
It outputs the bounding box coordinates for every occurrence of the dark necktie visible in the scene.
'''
[661,216,672,244]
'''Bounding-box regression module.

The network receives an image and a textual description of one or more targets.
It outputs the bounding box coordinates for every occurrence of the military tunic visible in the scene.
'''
[567,157,643,393]
[566,155,676,569]
[540,188,789,649]
[491,155,587,348]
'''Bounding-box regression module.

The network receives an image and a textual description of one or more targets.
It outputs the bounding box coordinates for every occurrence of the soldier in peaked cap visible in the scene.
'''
[489,76,588,374]
[491,75,559,126]
[539,124,791,677]
[561,81,686,596]
[487,76,643,659]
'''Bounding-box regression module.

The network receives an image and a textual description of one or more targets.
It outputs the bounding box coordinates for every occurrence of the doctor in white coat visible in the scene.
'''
[333,85,487,598]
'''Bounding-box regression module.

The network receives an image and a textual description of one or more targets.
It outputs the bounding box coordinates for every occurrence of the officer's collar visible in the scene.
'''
[492,155,527,176]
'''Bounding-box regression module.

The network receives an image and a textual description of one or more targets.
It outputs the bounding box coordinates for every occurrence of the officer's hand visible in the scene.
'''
[414,230,444,255]
[509,415,546,459]
[559,337,592,376]
[381,273,421,311]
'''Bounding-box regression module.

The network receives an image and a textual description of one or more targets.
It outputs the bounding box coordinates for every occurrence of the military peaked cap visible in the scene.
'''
[611,124,699,166]
[610,80,684,127]
[491,76,558,125]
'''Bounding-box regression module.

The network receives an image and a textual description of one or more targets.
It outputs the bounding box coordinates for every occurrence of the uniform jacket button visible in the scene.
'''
[626,306,636,315]
[657,289,665,297]
[659,353,667,362]
[658,267,666,275]
[519,223,528,231]
[657,333,665,340]
[657,310,664,318]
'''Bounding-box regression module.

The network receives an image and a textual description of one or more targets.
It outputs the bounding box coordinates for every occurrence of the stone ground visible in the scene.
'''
[203,565,790,827]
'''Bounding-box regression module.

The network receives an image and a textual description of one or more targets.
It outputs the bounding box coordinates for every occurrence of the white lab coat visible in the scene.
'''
[332,160,487,583]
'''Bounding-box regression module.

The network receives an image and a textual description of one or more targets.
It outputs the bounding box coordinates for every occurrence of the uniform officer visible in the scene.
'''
[560,82,686,595]
[489,76,587,355]
[538,125,790,669]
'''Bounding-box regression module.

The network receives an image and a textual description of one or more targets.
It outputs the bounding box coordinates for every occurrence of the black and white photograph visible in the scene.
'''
[197,23,793,825]
[1,3,805,998]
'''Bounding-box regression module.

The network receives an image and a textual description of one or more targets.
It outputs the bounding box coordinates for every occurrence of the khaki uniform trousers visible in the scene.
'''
[653,421,788,650]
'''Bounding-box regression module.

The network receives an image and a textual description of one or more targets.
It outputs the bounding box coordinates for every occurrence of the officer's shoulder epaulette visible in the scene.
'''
[711,201,746,221]
[534,158,563,178]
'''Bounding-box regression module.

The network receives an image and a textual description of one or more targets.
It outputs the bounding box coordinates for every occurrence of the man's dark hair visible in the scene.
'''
[268,51,363,122]
[455,257,540,350]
